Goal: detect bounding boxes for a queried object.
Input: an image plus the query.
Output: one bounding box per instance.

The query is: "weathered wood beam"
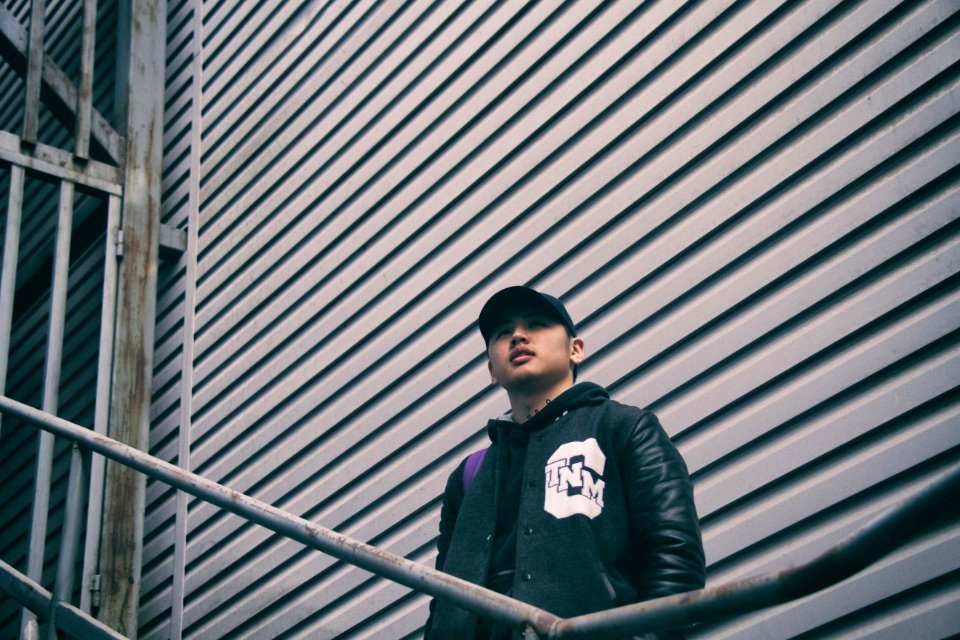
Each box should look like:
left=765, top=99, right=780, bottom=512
left=0, top=130, right=122, bottom=193
left=97, top=0, right=166, bottom=636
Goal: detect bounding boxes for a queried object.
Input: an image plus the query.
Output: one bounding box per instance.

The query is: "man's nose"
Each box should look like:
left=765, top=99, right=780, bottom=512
left=510, top=328, right=529, bottom=345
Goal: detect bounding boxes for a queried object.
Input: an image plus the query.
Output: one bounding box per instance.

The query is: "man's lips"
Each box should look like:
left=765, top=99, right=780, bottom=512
left=510, top=347, right=534, bottom=363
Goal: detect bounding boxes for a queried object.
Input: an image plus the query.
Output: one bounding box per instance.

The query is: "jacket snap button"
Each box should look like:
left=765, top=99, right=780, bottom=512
left=521, top=572, right=532, bottom=581
left=524, top=527, right=533, bottom=536
left=485, top=534, right=492, bottom=543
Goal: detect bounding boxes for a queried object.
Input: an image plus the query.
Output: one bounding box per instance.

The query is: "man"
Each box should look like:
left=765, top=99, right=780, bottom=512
left=426, top=286, right=705, bottom=639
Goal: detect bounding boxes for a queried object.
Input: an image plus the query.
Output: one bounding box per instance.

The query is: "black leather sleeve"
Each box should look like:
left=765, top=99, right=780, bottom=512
left=623, top=411, right=706, bottom=603
left=435, top=459, right=467, bottom=573
left=423, top=458, right=467, bottom=639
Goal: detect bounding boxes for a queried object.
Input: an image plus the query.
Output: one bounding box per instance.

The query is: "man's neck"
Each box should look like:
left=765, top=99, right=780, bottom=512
left=507, top=379, right=574, bottom=423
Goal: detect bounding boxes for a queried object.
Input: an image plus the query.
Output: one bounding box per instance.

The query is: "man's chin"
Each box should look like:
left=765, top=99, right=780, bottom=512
left=502, top=373, right=568, bottom=394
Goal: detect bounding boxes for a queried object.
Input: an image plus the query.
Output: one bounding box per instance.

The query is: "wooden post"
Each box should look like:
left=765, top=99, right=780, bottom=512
left=97, top=0, right=165, bottom=636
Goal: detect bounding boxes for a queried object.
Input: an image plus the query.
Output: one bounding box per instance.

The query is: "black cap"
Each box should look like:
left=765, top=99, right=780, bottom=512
left=478, top=286, right=576, bottom=344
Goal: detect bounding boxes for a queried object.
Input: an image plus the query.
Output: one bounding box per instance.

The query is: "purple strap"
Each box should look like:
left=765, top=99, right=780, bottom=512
left=462, top=447, right=488, bottom=494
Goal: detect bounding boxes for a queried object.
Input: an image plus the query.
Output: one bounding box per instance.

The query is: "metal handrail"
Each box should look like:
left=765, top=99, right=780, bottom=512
left=1, top=394, right=958, bottom=640
left=550, top=458, right=960, bottom=638
left=0, top=557, right=124, bottom=640
left=0, top=395, right=560, bottom=638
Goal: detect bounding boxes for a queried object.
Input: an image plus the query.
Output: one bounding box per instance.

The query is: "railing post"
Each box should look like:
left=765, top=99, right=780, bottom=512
left=21, top=179, right=74, bottom=639
left=0, top=165, right=24, bottom=438
left=21, top=0, right=46, bottom=146
left=80, top=194, right=122, bottom=616
left=46, top=443, right=89, bottom=640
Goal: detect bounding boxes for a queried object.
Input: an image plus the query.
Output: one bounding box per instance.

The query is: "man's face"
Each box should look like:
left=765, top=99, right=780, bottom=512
left=486, top=306, right=584, bottom=393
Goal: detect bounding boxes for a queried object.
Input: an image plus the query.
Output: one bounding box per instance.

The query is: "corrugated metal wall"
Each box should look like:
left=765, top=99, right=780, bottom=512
left=4, top=0, right=957, bottom=638
left=157, top=0, right=959, bottom=638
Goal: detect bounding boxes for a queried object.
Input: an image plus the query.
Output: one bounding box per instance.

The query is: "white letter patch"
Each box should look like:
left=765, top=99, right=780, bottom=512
left=544, top=438, right=606, bottom=519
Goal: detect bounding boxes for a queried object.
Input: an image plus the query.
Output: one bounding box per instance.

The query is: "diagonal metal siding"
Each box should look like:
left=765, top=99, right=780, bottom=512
left=166, top=0, right=960, bottom=638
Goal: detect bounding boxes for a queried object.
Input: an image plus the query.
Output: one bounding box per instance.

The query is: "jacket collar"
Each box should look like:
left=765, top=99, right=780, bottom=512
left=486, top=381, right=609, bottom=442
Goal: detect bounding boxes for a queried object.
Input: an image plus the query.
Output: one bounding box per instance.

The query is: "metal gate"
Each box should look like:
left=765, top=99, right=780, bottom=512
left=0, top=0, right=172, bottom=636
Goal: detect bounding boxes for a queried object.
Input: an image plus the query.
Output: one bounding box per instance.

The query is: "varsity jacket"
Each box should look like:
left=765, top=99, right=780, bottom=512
left=426, top=382, right=705, bottom=640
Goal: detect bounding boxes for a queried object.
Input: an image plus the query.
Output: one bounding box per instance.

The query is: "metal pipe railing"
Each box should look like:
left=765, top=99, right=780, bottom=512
left=549, top=461, right=960, bottom=638
left=1, top=393, right=957, bottom=639
left=0, top=557, right=124, bottom=640
left=0, top=395, right=561, bottom=637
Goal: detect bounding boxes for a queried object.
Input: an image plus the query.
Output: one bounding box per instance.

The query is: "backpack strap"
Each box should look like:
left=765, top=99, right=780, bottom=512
left=462, top=447, right=488, bottom=494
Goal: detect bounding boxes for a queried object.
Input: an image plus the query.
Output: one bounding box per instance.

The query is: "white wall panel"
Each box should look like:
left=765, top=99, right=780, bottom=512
left=163, top=0, right=960, bottom=637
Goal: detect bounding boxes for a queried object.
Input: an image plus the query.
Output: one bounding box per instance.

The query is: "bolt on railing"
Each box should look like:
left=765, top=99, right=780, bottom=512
left=1, top=394, right=958, bottom=639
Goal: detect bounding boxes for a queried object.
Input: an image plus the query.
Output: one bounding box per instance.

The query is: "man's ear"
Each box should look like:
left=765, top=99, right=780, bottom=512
left=570, top=337, right=585, bottom=366
left=487, top=359, right=497, bottom=385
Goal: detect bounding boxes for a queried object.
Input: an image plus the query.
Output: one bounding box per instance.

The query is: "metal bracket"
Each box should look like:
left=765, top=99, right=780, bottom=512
left=90, top=574, right=101, bottom=608
left=159, top=223, right=187, bottom=261
left=115, top=225, right=186, bottom=261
